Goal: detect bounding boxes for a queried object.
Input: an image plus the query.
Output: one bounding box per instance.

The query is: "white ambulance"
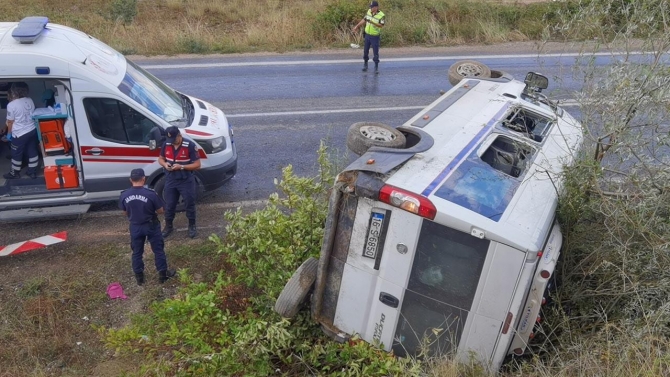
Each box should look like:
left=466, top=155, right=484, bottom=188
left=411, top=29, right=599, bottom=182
left=0, top=17, right=237, bottom=221
left=275, top=64, right=583, bottom=370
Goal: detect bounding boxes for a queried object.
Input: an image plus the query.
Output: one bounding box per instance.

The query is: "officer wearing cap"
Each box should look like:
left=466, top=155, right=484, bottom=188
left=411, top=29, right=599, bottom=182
left=158, top=126, right=201, bottom=238
left=119, top=168, right=176, bottom=285
left=353, top=1, right=386, bottom=74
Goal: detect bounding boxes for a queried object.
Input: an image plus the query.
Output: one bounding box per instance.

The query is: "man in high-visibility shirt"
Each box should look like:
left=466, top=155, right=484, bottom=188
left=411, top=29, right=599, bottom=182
left=353, top=1, right=386, bottom=74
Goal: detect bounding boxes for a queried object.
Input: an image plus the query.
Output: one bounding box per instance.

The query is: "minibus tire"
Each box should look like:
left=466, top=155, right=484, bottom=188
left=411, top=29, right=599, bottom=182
left=275, top=257, right=318, bottom=319
left=448, top=60, right=491, bottom=86
left=347, top=122, right=407, bottom=156
left=490, top=70, right=514, bottom=81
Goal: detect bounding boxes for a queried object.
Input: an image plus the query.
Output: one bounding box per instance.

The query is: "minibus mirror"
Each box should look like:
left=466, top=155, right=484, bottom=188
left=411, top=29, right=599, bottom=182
left=524, top=72, right=548, bottom=92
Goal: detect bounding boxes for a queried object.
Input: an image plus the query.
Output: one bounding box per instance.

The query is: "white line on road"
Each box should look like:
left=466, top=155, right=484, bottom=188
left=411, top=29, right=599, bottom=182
left=227, top=100, right=580, bottom=118
left=142, top=52, right=644, bottom=70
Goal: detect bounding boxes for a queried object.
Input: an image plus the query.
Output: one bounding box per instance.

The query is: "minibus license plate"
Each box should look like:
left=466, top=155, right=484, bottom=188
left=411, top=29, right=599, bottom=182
left=364, top=211, right=385, bottom=259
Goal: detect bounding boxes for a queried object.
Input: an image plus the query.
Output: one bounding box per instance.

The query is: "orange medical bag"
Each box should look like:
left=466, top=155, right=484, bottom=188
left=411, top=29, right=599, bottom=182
left=39, top=119, right=70, bottom=155
left=44, top=165, right=78, bottom=190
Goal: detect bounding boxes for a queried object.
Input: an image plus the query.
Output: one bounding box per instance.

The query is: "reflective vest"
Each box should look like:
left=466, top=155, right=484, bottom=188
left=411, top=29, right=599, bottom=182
left=364, top=9, right=385, bottom=36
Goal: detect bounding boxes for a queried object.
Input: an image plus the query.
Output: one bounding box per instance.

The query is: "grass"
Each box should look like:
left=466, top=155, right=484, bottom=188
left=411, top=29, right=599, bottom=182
left=0, top=240, right=227, bottom=377
left=0, top=0, right=567, bottom=55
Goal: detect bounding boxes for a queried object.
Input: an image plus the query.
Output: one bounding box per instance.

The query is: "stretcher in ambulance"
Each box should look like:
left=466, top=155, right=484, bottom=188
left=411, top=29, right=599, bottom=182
left=0, top=17, right=237, bottom=221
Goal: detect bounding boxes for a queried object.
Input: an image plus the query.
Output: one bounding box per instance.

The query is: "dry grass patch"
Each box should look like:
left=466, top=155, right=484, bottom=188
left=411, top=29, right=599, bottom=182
left=0, top=0, right=565, bottom=55
left=0, top=239, right=227, bottom=376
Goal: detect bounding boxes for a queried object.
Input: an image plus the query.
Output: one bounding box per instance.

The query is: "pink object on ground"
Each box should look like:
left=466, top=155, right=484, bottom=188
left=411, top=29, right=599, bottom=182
left=106, top=282, right=128, bottom=300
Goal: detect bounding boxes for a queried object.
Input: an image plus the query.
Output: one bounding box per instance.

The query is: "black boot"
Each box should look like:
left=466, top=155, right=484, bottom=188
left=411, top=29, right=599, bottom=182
left=161, top=222, right=173, bottom=238
left=158, top=269, right=176, bottom=284
left=134, top=272, right=145, bottom=286
left=362, top=62, right=368, bottom=72
left=374, top=62, right=379, bottom=74
left=3, top=170, right=19, bottom=179
left=188, top=221, right=197, bottom=239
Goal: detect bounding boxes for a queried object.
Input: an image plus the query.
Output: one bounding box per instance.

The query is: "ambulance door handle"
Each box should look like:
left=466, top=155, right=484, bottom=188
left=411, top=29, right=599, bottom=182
left=85, top=148, right=104, bottom=156
left=379, top=292, right=399, bottom=308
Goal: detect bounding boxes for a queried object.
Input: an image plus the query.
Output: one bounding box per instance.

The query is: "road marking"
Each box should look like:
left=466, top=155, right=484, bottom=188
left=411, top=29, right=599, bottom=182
left=141, top=52, right=645, bottom=70
left=227, top=106, right=426, bottom=118
left=227, top=100, right=580, bottom=118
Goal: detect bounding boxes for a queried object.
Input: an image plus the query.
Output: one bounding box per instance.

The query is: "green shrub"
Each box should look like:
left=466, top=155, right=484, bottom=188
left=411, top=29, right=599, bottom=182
left=314, top=0, right=367, bottom=38
left=102, top=143, right=421, bottom=375
left=110, top=0, right=137, bottom=25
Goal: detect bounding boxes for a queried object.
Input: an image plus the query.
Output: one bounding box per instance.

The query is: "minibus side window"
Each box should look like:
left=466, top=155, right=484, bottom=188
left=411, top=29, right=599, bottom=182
left=84, top=98, right=159, bottom=145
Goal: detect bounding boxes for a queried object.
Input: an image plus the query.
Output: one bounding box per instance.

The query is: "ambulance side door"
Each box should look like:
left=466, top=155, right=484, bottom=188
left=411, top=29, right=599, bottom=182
left=72, top=92, right=164, bottom=193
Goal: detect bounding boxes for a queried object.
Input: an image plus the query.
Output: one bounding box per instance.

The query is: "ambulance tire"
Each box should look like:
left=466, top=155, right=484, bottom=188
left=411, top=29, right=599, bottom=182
left=448, top=60, right=492, bottom=86
left=153, top=175, right=186, bottom=213
left=274, top=257, right=318, bottom=319
left=347, top=122, right=406, bottom=156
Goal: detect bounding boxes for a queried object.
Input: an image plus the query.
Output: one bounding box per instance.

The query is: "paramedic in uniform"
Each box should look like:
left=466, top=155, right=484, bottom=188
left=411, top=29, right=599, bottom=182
left=158, top=126, right=201, bottom=239
left=3, top=82, right=39, bottom=180
left=119, top=168, right=176, bottom=285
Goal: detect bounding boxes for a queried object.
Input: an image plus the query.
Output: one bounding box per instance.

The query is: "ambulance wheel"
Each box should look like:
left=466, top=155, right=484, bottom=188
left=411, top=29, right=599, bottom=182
left=274, top=257, right=318, bottom=319
left=153, top=175, right=187, bottom=213
left=448, top=60, right=491, bottom=86
left=347, top=122, right=406, bottom=156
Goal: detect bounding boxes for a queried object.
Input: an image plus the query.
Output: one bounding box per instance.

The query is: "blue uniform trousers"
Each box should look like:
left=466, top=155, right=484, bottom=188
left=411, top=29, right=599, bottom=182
left=164, top=175, right=196, bottom=223
left=130, top=221, right=167, bottom=274
left=10, top=129, right=39, bottom=175
left=363, top=34, right=380, bottom=64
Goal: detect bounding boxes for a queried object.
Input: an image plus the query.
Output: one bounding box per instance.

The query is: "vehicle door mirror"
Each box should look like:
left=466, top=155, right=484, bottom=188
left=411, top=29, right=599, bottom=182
left=148, top=139, right=157, bottom=150
left=524, top=72, right=548, bottom=92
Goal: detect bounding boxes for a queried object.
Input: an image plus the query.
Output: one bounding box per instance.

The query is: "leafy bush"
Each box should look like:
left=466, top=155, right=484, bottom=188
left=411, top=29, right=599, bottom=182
left=314, top=0, right=367, bottom=39
left=110, top=0, right=137, bottom=25
left=102, top=143, right=422, bottom=375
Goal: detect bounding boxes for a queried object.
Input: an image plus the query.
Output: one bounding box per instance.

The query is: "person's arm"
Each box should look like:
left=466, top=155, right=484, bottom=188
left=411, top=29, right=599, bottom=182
left=353, top=18, right=366, bottom=32
left=119, top=196, right=127, bottom=216
left=152, top=193, right=165, bottom=214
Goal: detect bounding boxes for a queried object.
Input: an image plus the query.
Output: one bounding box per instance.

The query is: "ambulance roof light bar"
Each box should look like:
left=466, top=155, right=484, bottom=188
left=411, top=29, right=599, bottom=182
left=12, top=16, right=49, bottom=44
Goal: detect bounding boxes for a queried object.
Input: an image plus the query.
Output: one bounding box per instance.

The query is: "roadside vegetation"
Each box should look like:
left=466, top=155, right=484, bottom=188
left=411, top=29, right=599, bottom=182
left=2, top=0, right=670, bottom=376
left=1, top=0, right=568, bottom=55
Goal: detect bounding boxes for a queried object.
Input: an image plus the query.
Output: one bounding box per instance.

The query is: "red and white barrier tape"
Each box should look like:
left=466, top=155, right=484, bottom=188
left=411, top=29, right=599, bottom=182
left=0, top=232, right=68, bottom=256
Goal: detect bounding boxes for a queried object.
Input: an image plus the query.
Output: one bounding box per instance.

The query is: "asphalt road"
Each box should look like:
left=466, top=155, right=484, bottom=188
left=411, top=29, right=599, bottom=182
left=1, top=42, right=617, bottom=247
left=139, top=43, right=602, bottom=205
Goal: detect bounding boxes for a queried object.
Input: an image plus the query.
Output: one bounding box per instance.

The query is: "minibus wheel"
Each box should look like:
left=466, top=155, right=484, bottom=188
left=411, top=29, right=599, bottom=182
left=490, top=70, right=514, bottom=81
left=448, top=60, right=492, bottom=86
left=347, top=122, right=407, bottom=156
left=274, top=257, right=318, bottom=319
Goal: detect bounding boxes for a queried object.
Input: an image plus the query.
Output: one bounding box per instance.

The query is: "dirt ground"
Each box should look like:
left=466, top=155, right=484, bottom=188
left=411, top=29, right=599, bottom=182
left=0, top=201, right=265, bottom=376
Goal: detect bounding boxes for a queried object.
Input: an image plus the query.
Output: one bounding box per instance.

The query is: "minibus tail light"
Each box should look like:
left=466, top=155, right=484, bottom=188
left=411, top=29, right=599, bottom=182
left=379, top=185, right=436, bottom=220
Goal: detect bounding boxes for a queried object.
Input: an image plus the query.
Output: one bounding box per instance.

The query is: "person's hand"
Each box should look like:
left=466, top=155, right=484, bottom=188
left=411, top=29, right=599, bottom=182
left=172, top=164, right=182, bottom=171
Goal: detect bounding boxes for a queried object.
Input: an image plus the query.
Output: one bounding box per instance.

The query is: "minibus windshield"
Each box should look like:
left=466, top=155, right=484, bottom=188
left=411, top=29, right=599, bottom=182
left=118, top=59, right=185, bottom=124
